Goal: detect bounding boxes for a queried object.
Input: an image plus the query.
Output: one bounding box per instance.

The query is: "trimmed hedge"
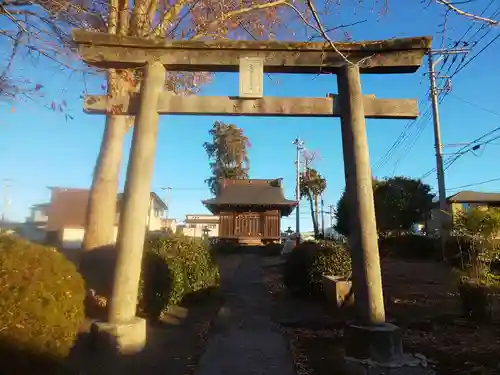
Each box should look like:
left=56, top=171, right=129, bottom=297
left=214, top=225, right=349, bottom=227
left=379, top=235, right=440, bottom=260
left=210, top=240, right=240, bottom=256
left=262, top=242, right=283, bottom=257
left=284, top=240, right=352, bottom=295
left=0, top=234, right=85, bottom=374
left=139, top=233, right=220, bottom=320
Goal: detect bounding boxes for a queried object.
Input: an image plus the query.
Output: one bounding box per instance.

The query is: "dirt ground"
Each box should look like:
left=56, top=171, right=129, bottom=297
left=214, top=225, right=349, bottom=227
left=65, top=254, right=242, bottom=375
left=262, top=257, right=500, bottom=375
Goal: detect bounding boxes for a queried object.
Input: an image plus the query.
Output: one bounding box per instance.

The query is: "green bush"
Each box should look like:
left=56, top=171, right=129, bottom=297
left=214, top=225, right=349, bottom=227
left=284, top=240, right=352, bottom=295
left=309, top=244, right=352, bottom=293
left=458, top=279, right=494, bottom=321
left=262, top=242, right=283, bottom=257
left=0, top=234, right=85, bottom=374
left=379, top=235, right=440, bottom=260
left=139, top=233, right=220, bottom=320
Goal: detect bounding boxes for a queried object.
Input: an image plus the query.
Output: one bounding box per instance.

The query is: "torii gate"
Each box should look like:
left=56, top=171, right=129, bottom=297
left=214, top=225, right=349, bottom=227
left=73, top=30, right=431, bottom=362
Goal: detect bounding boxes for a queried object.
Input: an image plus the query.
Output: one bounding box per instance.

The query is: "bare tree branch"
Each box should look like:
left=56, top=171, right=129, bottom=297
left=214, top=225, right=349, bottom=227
left=435, top=0, right=499, bottom=25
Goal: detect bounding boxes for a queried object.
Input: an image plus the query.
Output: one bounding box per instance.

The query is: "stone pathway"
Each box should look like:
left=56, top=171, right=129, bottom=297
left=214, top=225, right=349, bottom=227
left=195, top=253, right=296, bottom=375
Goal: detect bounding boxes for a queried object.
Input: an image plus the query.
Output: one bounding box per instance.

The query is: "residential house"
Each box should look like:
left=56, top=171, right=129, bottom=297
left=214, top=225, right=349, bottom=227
left=20, top=203, right=51, bottom=242
left=182, top=214, right=219, bottom=238
left=117, top=192, right=168, bottom=232
left=38, top=187, right=168, bottom=249
left=426, top=190, right=500, bottom=235
left=161, top=218, right=177, bottom=233
left=27, top=203, right=50, bottom=226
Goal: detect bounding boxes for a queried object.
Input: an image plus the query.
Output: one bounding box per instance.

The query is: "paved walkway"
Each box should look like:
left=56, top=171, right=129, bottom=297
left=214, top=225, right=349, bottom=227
left=195, top=253, right=296, bottom=375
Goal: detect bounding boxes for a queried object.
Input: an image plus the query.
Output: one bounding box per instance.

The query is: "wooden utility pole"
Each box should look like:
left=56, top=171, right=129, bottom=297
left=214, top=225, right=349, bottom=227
left=293, top=138, right=304, bottom=245
left=338, top=64, right=385, bottom=325
left=427, top=48, right=468, bottom=258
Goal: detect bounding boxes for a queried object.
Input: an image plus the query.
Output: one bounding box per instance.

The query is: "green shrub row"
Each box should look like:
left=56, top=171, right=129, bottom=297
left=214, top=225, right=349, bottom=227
left=378, top=235, right=440, bottom=260
left=284, top=240, right=352, bottom=295
left=139, top=233, right=220, bottom=320
left=0, top=234, right=86, bottom=374
left=262, top=242, right=283, bottom=257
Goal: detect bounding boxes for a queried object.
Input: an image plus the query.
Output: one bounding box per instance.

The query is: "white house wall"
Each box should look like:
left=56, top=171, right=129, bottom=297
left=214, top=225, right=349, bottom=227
left=146, top=198, right=165, bottom=231
left=61, top=226, right=119, bottom=249
left=182, top=223, right=219, bottom=238
left=61, top=228, right=85, bottom=249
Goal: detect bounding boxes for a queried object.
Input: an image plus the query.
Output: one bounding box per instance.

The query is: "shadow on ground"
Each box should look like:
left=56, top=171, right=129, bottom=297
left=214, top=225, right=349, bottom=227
left=64, top=251, right=242, bottom=375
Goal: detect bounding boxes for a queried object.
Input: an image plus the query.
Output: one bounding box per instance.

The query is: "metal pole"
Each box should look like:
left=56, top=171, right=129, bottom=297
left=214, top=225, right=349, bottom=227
left=2, top=179, right=12, bottom=223
left=161, top=186, right=171, bottom=218
left=321, top=196, right=325, bottom=238
left=293, top=137, right=304, bottom=246
left=428, top=51, right=448, bottom=259
left=329, top=204, right=334, bottom=239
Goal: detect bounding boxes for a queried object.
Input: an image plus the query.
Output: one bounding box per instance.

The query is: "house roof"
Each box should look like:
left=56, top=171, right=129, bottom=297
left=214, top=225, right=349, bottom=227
left=202, top=178, right=297, bottom=216
left=31, top=203, right=50, bottom=209
left=447, top=190, right=500, bottom=203
left=185, top=216, right=220, bottom=224
left=117, top=192, right=168, bottom=210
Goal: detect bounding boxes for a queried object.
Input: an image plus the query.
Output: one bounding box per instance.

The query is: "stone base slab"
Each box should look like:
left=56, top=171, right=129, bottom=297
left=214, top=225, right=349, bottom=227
left=345, top=322, right=404, bottom=363
left=90, top=317, right=146, bottom=355
left=344, top=358, right=435, bottom=375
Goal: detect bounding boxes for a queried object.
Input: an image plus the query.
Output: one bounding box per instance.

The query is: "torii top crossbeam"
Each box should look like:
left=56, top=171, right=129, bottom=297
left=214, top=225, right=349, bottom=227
left=72, top=30, right=432, bottom=74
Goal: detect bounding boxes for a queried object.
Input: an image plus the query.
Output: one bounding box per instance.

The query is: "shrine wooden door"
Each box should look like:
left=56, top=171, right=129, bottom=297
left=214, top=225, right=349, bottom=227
left=235, top=213, right=261, bottom=237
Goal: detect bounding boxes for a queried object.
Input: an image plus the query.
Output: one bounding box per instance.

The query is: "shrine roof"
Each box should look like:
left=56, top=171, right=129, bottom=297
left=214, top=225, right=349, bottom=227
left=202, top=179, right=297, bottom=214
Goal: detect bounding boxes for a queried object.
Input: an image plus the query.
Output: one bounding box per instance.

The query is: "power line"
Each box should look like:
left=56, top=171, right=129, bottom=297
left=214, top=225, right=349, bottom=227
left=448, top=177, right=500, bottom=191
left=378, top=8, right=499, bottom=178
left=420, top=126, right=500, bottom=179
left=450, top=32, right=500, bottom=78
left=447, top=93, right=500, bottom=117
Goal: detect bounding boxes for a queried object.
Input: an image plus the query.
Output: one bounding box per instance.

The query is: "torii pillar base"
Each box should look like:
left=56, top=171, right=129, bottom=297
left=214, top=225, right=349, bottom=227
left=343, top=323, right=434, bottom=374
left=90, top=317, right=146, bottom=355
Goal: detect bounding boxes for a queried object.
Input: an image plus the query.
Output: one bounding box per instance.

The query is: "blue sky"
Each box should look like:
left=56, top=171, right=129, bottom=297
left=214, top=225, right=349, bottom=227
left=1, top=0, right=499, bottom=231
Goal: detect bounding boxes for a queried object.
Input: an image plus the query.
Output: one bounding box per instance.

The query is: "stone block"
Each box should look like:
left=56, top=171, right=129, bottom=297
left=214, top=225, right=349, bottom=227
left=90, top=317, right=146, bottom=355
left=322, top=275, right=354, bottom=309
left=345, top=322, right=404, bottom=363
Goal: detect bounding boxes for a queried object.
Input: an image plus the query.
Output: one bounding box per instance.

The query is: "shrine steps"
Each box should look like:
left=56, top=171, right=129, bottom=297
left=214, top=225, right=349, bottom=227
left=238, top=237, right=263, bottom=247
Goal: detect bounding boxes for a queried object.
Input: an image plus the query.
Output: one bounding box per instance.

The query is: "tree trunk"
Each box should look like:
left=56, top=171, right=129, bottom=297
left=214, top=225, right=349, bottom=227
left=83, top=114, right=128, bottom=250
left=307, top=191, right=319, bottom=236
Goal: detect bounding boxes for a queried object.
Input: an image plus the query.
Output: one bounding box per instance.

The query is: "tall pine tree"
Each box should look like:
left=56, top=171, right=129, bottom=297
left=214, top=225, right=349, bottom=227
left=203, top=121, right=250, bottom=195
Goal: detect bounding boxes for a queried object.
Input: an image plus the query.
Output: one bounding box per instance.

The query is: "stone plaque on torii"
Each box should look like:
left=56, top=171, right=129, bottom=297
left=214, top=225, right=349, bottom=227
left=73, top=30, right=431, bottom=367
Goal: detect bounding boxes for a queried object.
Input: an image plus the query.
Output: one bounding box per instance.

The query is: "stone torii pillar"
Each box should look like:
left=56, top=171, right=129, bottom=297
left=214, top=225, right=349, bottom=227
left=92, top=60, right=166, bottom=353
left=337, top=64, right=417, bottom=370
left=337, top=63, right=385, bottom=325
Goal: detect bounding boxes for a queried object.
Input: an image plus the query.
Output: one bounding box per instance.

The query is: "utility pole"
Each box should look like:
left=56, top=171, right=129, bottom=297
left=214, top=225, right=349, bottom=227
left=328, top=204, right=335, bottom=239
left=293, top=138, right=304, bottom=245
left=321, top=195, right=325, bottom=237
left=2, top=179, right=12, bottom=223
left=427, top=48, right=468, bottom=259
left=160, top=186, right=171, bottom=218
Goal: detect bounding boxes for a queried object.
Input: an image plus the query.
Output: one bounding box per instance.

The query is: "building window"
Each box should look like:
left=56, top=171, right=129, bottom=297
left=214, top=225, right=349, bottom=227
left=188, top=224, right=196, bottom=228
left=207, top=224, right=216, bottom=229
left=462, top=203, right=471, bottom=211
